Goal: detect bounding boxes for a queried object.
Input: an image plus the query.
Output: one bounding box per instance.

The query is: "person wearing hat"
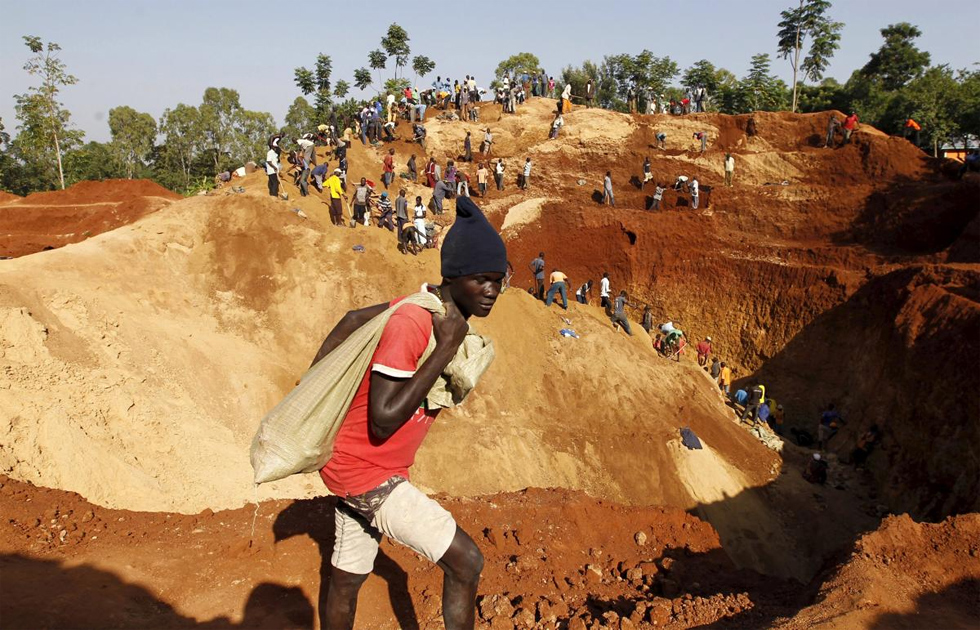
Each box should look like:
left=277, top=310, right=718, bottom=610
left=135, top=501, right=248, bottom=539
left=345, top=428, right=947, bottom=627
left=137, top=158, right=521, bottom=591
left=316, top=196, right=507, bottom=629
left=696, top=336, right=712, bottom=367
left=803, top=452, right=828, bottom=484
left=325, top=168, right=346, bottom=226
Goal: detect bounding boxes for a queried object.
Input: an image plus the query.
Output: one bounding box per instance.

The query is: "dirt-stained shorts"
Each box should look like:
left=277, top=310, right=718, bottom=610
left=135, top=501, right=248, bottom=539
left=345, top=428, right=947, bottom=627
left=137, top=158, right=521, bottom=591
left=331, top=480, right=458, bottom=575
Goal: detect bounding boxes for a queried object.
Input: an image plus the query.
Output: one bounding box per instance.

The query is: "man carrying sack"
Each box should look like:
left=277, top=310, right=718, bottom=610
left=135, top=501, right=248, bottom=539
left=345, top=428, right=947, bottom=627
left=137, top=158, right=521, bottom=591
left=306, top=196, right=506, bottom=629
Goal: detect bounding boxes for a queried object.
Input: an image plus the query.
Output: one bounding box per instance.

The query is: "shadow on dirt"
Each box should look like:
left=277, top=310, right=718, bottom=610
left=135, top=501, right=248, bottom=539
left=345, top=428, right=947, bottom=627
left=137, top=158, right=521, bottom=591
left=0, top=553, right=314, bottom=629
left=734, top=264, right=980, bottom=520
left=834, top=176, right=979, bottom=258
left=273, top=496, right=420, bottom=630
left=867, top=577, right=980, bottom=629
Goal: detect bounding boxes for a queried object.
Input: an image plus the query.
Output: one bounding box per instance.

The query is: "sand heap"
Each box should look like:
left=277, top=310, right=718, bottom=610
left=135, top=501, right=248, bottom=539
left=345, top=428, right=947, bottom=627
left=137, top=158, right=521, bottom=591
left=0, top=179, right=181, bottom=258
left=0, top=144, right=777, bottom=528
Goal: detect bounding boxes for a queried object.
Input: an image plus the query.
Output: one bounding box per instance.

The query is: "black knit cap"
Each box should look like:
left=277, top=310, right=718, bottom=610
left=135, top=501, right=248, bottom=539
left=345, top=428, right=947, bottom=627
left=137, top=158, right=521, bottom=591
left=440, top=196, right=508, bottom=278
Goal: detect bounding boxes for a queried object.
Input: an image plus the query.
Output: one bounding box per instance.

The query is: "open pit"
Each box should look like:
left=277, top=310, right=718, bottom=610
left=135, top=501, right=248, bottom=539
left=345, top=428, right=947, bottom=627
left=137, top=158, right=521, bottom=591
left=0, top=99, right=977, bottom=628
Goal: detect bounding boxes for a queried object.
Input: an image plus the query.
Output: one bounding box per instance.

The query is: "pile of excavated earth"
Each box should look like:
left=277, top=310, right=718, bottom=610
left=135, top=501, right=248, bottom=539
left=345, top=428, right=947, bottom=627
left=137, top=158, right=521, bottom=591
left=0, top=95, right=977, bottom=628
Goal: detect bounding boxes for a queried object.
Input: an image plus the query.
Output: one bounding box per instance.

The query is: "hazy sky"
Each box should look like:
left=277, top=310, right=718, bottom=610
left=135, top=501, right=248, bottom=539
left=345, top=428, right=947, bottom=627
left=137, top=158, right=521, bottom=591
left=1, top=0, right=977, bottom=142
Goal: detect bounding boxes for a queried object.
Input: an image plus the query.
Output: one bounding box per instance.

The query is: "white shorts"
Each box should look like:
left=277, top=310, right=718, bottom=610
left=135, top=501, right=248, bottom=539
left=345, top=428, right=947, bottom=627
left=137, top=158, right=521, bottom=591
left=331, top=481, right=458, bottom=575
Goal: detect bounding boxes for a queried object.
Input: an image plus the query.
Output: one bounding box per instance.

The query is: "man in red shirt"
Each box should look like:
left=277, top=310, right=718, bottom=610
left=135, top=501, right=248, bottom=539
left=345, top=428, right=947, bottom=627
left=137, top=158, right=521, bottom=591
left=311, top=196, right=507, bottom=630
left=843, top=112, right=859, bottom=144
left=696, top=336, right=712, bottom=367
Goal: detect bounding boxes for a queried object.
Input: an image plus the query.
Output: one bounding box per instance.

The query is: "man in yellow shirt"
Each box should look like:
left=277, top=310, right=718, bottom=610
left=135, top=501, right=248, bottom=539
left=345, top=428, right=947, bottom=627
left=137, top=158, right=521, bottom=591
left=545, top=269, right=569, bottom=309
left=325, top=169, right=345, bottom=226
left=718, top=362, right=732, bottom=396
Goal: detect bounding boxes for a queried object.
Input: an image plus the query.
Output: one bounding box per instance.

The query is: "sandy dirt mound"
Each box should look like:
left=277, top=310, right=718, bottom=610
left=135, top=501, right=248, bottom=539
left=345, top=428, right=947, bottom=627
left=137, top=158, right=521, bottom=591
left=0, top=149, right=777, bottom=525
left=775, top=513, right=980, bottom=629
left=0, top=191, right=21, bottom=204
left=0, top=179, right=180, bottom=257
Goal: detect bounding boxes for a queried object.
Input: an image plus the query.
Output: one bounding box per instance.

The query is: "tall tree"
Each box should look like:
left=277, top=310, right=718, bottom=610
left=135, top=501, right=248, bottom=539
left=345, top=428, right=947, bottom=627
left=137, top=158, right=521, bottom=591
left=682, top=60, right=720, bottom=94
left=381, top=24, right=411, bottom=80
left=604, top=51, right=678, bottom=109
left=294, top=54, right=333, bottom=121
left=495, top=53, right=541, bottom=80
left=198, top=87, right=243, bottom=170
left=283, top=96, right=316, bottom=139
left=412, top=55, right=435, bottom=86
left=777, top=0, right=843, bottom=112
left=368, top=49, right=388, bottom=91
left=159, top=104, right=201, bottom=189
left=231, top=110, right=276, bottom=164
left=18, top=36, right=80, bottom=190
left=353, top=67, right=373, bottom=91
left=333, top=80, right=350, bottom=100
left=108, top=106, right=157, bottom=179
left=741, top=53, right=788, bottom=112
left=861, top=22, right=931, bottom=90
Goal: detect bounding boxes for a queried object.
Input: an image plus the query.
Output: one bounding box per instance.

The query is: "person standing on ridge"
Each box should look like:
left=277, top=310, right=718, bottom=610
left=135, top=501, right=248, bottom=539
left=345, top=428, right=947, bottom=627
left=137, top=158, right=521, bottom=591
left=476, top=162, right=488, bottom=197
left=325, top=168, right=345, bottom=226
left=599, top=272, right=612, bottom=314
left=842, top=112, right=859, bottom=145
left=741, top=383, right=766, bottom=425
left=690, top=177, right=700, bottom=209
left=651, top=183, right=665, bottom=210
left=642, top=156, right=653, bottom=189
left=825, top=114, right=839, bottom=148
left=585, top=78, right=594, bottom=108
left=316, top=196, right=506, bottom=630
left=395, top=188, right=409, bottom=244
left=520, top=158, right=532, bottom=190
left=718, top=362, right=732, bottom=396
left=463, top=131, right=473, bottom=162
left=696, top=336, right=712, bottom=367
left=382, top=148, right=395, bottom=190
left=724, top=153, right=735, bottom=187
left=407, top=154, right=418, bottom=183
left=494, top=159, right=505, bottom=191
left=530, top=252, right=546, bottom=300
left=266, top=143, right=281, bottom=198
left=603, top=171, right=615, bottom=206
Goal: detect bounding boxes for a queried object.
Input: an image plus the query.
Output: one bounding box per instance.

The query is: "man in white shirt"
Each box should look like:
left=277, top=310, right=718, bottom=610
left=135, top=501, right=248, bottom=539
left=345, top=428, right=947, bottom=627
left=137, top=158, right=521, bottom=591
left=386, top=93, right=396, bottom=123
left=691, top=178, right=700, bottom=209
left=599, top=272, right=611, bottom=314
left=724, top=153, right=735, bottom=187
left=520, top=158, right=531, bottom=190
left=266, top=147, right=280, bottom=198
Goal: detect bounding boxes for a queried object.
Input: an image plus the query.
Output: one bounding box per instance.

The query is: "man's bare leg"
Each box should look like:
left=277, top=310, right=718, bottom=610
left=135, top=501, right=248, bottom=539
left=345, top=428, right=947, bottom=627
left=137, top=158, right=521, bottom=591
left=437, top=527, right=484, bottom=630
left=324, top=566, right=369, bottom=630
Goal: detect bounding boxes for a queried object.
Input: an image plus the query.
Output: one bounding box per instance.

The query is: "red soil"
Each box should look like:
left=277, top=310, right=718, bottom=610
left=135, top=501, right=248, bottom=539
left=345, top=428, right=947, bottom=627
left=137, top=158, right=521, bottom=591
left=0, top=179, right=180, bottom=258
left=0, top=191, right=20, bottom=204
left=0, top=476, right=802, bottom=629
left=3, top=476, right=977, bottom=629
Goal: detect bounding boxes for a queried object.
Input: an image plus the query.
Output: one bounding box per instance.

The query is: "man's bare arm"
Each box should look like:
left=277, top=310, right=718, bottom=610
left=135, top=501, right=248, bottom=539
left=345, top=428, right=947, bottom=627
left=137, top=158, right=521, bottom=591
left=309, top=302, right=389, bottom=368
left=367, top=300, right=469, bottom=440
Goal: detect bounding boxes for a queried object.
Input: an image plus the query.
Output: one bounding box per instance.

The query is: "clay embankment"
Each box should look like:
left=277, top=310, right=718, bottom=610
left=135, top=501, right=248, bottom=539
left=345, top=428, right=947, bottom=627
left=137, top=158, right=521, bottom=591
left=461, top=100, right=978, bottom=520
left=0, top=179, right=181, bottom=257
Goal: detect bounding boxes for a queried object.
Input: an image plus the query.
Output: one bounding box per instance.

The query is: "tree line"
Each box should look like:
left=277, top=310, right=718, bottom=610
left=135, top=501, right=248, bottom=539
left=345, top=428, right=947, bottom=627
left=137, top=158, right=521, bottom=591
left=2, top=5, right=977, bottom=197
